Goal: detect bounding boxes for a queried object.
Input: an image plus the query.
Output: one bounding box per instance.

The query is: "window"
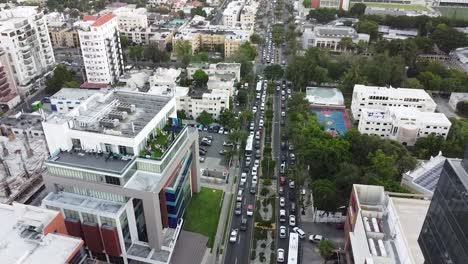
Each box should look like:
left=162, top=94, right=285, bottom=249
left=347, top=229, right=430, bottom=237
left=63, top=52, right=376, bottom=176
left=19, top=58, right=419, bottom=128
left=64, top=209, right=80, bottom=220
left=100, top=216, right=116, bottom=227
left=105, top=175, right=121, bottom=185
left=82, top=212, right=98, bottom=223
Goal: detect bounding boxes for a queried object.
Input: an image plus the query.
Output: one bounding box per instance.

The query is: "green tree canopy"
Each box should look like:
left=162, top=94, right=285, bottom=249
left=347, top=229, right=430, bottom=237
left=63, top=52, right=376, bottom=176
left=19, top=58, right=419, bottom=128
left=218, top=109, right=239, bottom=129
left=430, top=23, right=468, bottom=53
left=192, top=69, right=209, bottom=87
left=263, top=64, right=284, bottom=80
left=143, top=44, right=170, bottom=63
left=196, top=111, right=213, bottom=126
left=45, top=65, right=78, bottom=94
left=191, top=7, right=207, bottom=17
left=356, top=20, right=379, bottom=41
left=307, top=8, right=337, bottom=23
left=349, top=3, right=366, bottom=17
left=312, top=179, right=340, bottom=212
left=174, top=40, right=192, bottom=68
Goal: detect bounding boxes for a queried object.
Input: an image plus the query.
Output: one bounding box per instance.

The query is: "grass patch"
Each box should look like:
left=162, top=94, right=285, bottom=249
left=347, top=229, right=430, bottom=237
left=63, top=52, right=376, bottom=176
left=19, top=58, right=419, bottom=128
left=184, top=187, right=224, bottom=248
left=437, top=7, right=468, bottom=21
left=352, top=2, right=428, bottom=11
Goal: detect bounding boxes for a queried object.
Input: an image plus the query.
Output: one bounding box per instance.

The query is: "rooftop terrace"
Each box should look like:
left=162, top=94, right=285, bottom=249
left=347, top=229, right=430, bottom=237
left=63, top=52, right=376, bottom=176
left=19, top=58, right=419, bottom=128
left=43, top=191, right=125, bottom=215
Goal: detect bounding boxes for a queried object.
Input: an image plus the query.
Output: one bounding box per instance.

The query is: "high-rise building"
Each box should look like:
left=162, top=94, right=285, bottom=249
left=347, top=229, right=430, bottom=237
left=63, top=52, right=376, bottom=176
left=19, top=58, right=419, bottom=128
left=0, top=48, right=20, bottom=109
left=0, top=6, right=55, bottom=94
left=344, top=184, right=430, bottom=264
left=418, top=152, right=468, bottom=264
left=41, top=90, right=200, bottom=263
left=77, top=14, right=124, bottom=85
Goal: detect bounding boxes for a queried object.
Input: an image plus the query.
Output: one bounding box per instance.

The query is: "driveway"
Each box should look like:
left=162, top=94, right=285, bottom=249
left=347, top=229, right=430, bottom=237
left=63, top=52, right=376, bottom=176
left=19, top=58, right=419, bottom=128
left=300, top=222, right=345, bottom=264
left=199, top=131, right=230, bottom=177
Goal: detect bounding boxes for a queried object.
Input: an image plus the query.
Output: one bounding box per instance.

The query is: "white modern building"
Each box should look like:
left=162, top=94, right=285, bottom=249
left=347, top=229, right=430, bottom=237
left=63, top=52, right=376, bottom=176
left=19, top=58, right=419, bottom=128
left=345, top=184, right=430, bottom=264
left=177, top=88, right=230, bottom=119
left=41, top=89, right=201, bottom=264
left=0, top=6, right=55, bottom=94
left=50, top=88, right=102, bottom=113
left=222, top=0, right=257, bottom=29
left=187, top=62, right=241, bottom=82
left=107, top=5, right=148, bottom=31
left=378, top=26, right=418, bottom=40
left=78, top=14, right=124, bottom=85
left=302, top=26, right=369, bottom=52
left=436, top=0, right=468, bottom=7
left=358, top=107, right=451, bottom=146
left=351, top=84, right=437, bottom=121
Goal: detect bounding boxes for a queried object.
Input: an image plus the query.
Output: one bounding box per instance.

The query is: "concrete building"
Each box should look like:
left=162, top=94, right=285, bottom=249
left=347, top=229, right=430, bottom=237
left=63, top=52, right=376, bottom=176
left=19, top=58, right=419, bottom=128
left=358, top=107, right=451, bottom=146
left=351, top=84, right=437, bottom=121
left=119, top=26, right=174, bottom=49
left=450, top=47, right=468, bottom=73
left=418, top=150, right=468, bottom=264
left=78, top=14, right=124, bottom=85
left=378, top=26, right=418, bottom=40
left=401, top=152, right=447, bottom=196
left=0, top=6, right=55, bottom=95
left=310, top=0, right=350, bottom=10
left=302, top=26, right=369, bottom=52
left=48, top=22, right=80, bottom=48
left=173, top=15, right=251, bottom=58
left=437, top=0, right=468, bottom=6
left=222, top=0, right=257, bottom=29
left=41, top=90, right=200, bottom=264
left=50, top=88, right=102, bottom=113
left=0, top=202, right=86, bottom=263
left=187, top=62, right=241, bottom=82
left=345, top=184, right=430, bottom=264
left=448, top=92, right=468, bottom=111
left=0, top=49, right=20, bottom=109
left=177, top=88, right=230, bottom=119
left=364, top=6, right=440, bottom=17
left=110, top=5, right=148, bottom=31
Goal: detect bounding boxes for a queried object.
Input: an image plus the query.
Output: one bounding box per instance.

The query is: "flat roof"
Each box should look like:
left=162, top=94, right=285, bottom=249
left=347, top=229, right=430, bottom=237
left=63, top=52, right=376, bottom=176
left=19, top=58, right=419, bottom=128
left=47, top=149, right=134, bottom=174
left=51, top=88, right=101, bottom=101
left=124, top=170, right=163, bottom=191
left=306, top=87, right=344, bottom=106
left=0, top=203, right=83, bottom=264
left=354, top=84, right=434, bottom=99
left=391, top=197, right=430, bottom=264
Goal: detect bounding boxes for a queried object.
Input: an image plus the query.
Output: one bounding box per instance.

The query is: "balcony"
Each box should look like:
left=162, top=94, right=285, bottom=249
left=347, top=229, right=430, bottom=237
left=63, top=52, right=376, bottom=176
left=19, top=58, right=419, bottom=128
left=139, top=122, right=186, bottom=160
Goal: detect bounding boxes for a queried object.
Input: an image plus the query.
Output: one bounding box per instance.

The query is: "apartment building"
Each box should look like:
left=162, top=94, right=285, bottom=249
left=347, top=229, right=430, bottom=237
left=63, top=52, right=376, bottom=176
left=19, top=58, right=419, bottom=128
left=0, top=202, right=86, bottom=264
left=173, top=15, right=251, bottom=58
left=48, top=22, right=80, bottom=48
left=78, top=14, right=124, bottom=85
left=358, top=107, right=451, bottom=146
left=41, top=90, right=200, bottom=264
left=119, top=26, right=174, bottom=49
left=187, top=62, right=241, bottom=82
left=309, top=0, right=350, bottom=10
left=345, top=184, right=430, bottom=264
left=418, top=151, right=468, bottom=263
left=223, top=0, right=257, bottom=29
left=351, top=84, right=437, bottom=121
left=177, top=88, right=230, bottom=119
left=302, top=25, right=369, bottom=52
left=0, top=48, right=20, bottom=109
left=0, top=6, right=55, bottom=94
left=111, top=6, right=148, bottom=31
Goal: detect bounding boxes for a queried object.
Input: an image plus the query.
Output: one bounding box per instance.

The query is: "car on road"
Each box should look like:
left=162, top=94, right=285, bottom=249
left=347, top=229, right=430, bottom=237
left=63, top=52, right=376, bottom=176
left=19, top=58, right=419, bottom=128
left=199, top=157, right=205, bottom=163
left=247, top=204, right=254, bottom=216
left=240, top=173, right=247, bottom=184
left=289, top=215, right=296, bottom=226
left=279, top=209, right=286, bottom=222
left=252, top=106, right=257, bottom=113
left=236, top=189, right=243, bottom=202
left=254, top=159, right=260, bottom=166
left=279, top=197, right=285, bottom=207
left=309, top=234, right=324, bottom=243
left=252, top=166, right=258, bottom=177
left=290, top=202, right=296, bottom=213
left=252, top=176, right=258, bottom=185
left=279, top=226, right=287, bottom=239
left=279, top=186, right=284, bottom=195
left=255, top=150, right=261, bottom=159
left=293, top=227, right=306, bottom=239
left=290, top=153, right=296, bottom=161
left=281, top=111, right=286, bottom=117
left=289, top=144, right=294, bottom=151
left=229, top=228, right=238, bottom=243
left=280, top=163, right=286, bottom=174
left=279, top=176, right=286, bottom=185
left=289, top=180, right=295, bottom=189
left=235, top=202, right=242, bottom=215
left=280, top=119, right=285, bottom=126
left=240, top=217, right=248, bottom=231
left=250, top=183, right=257, bottom=194
left=277, top=248, right=285, bottom=262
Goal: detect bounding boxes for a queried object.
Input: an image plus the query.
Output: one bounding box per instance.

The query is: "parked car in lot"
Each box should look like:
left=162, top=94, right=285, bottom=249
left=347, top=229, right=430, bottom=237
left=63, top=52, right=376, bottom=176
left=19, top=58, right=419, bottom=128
left=218, top=127, right=224, bottom=134
left=279, top=226, right=287, bottom=239
left=309, top=234, right=324, bottom=243
left=199, top=157, right=205, bottom=163
left=229, top=228, right=238, bottom=243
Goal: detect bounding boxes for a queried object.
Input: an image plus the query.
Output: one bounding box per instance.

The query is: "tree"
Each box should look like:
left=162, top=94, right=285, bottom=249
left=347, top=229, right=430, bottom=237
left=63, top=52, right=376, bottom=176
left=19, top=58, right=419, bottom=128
left=177, top=10, right=185, bottom=19
left=414, top=134, right=445, bottom=159
left=230, top=42, right=257, bottom=80
left=237, top=90, right=248, bottom=106
left=303, top=0, right=311, bottom=7
left=177, top=110, right=188, bottom=120
left=218, top=109, right=239, bottom=129
left=339, top=37, right=354, bottom=51
left=356, top=20, right=379, bottom=41
left=312, top=66, right=328, bottom=85
left=349, top=3, right=366, bottom=17
left=192, top=69, right=209, bottom=87
left=430, top=23, right=468, bottom=53
left=456, top=101, right=468, bottom=117
left=120, top=36, right=130, bottom=49
left=318, top=240, right=335, bottom=259
left=196, top=111, right=213, bottom=126
left=250, top=33, right=262, bottom=45
left=402, top=78, right=423, bottom=89
left=307, top=8, right=337, bottom=23
left=311, top=179, right=340, bottom=212
left=174, top=40, right=192, bottom=68
left=263, top=64, right=284, bottom=80
left=45, top=65, right=78, bottom=94
left=143, top=44, right=170, bottom=63
left=128, top=45, right=144, bottom=62
left=191, top=7, right=207, bottom=17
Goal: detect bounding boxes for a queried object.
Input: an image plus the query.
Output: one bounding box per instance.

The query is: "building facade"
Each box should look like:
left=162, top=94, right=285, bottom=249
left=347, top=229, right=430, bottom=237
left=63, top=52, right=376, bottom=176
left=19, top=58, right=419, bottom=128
left=358, top=107, right=451, bottom=146
left=0, top=6, right=55, bottom=94
left=78, top=14, right=125, bottom=85
left=48, top=22, right=80, bottom=48
left=310, top=0, right=350, bottom=10
left=177, top=88, right=230, bottom=119
left=345, top=184, right=430, bottom=264
left=351, top=84, right=437, bottom=121
left=0, top=48, right=20, bottom=109
left=302, top=26, right=369, bottom=52
left=418, top=155, right=468, bottom=264
left=41, top=90, right=200, bottom=264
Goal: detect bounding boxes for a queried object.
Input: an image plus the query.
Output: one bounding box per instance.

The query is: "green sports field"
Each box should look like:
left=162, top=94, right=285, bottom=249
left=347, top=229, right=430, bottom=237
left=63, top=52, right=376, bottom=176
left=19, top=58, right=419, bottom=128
left=351, top=2, right=429, bottom=11
left=437, top=7, right=468, bottom=21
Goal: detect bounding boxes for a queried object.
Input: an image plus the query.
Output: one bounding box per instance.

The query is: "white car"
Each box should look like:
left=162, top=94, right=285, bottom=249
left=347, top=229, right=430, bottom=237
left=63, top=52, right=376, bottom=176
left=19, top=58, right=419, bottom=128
left=240, top=173, right=247, bottom=184
left=259, top=120, right=264, bottom=127
left=289, top=215, right=296, bottom=226
left=218, top=127, right=224, bottom=134
left=309, top=234, right=324, bottom=243
left=279, top=209, right=286, bottom=222
left=229, top=228, right=238, bottom=243
left=252, top=166, right=258, bottom=177
left=252, top=176, right=258, bottom=185
left=279, top=197, right=285, bottom=207
left=281, top=111, right=285, bottom=117
left=254, top=159, right=260, bottom=167
left=252, top=106, right=257, bottom=113
left=287, top=88, right=291, bottom=94
left=279, top=226, right=287, bottom=239
left=277, top=248, right=285, bottom=262
left=293, top=227, right=306, bottom=239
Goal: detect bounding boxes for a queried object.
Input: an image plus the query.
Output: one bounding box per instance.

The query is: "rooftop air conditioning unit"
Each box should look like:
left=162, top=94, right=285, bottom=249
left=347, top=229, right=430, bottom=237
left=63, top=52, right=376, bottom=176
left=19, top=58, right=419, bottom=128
left=108, top=110, right=128, bottom=120
left=100, top=118, right=119, bottom=128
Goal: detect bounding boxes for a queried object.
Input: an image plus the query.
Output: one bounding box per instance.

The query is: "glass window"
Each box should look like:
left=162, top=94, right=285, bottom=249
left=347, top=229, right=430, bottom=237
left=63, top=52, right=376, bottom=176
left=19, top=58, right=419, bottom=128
left=82, top=212, right=98, bottom=223
left=64, top=209, right=80, bottom=220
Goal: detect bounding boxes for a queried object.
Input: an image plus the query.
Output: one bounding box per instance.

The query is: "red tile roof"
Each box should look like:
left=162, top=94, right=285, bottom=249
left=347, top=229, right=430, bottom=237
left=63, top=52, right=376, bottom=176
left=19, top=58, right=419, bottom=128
left=82, top=13, right=115, bottom=27
left=80, top=81, right=108, bottom=89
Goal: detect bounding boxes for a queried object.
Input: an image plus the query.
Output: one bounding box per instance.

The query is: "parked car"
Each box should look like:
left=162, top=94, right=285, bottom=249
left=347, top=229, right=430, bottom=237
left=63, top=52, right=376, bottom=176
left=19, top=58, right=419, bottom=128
left=309, top=234, right=324, bottom=243
left=252, top=176, right=258, bottom=185
left=279, top=226, right=287, bottom=239
left=235, top=202, right=242, bottom=215
left=223, top=141, right=234, bottom=147
left=229, top=228, right=238, bottom=243
left=218, top=127, right=224, bottom=134
left=250, top=183, right=257, bottom=194
left=199, top=157, right=205, bottom=163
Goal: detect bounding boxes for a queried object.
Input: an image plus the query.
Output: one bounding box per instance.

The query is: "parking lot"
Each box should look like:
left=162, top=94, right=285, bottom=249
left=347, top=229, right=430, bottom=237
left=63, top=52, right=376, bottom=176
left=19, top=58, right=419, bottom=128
left=198, top=130, right=231, bottom=177
left=301, top=222, right=345, bottom=263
